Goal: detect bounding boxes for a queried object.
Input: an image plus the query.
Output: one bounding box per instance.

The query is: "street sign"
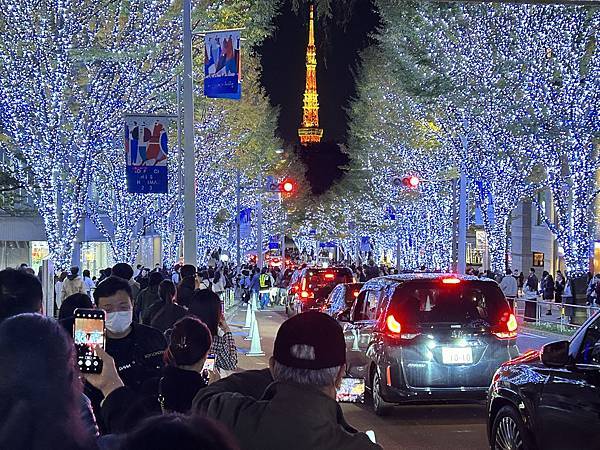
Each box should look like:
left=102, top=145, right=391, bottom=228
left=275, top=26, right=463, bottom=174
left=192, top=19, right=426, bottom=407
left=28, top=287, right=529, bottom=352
left=319, top=241, right=337, bottom=248
left=360, top=236, right=371, bottom=252
left=265, top=175, right=279, bottom=192
left=239, top=208, right=251, bottom=239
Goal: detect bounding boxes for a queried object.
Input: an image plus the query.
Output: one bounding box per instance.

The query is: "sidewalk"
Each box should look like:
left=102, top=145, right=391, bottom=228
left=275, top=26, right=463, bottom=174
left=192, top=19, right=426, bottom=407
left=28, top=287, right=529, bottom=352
left=225, top=302, right=286, bottom=371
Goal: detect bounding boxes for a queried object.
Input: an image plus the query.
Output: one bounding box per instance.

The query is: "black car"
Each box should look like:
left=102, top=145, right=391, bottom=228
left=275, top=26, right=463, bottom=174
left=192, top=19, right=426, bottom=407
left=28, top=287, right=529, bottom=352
left=326, top=282, right=364, bottom=322
left=285, top=267, right=354, bottom=316
left=344, top=273, right=519, bottom=415
left=487, top=310, right=600, bottom=450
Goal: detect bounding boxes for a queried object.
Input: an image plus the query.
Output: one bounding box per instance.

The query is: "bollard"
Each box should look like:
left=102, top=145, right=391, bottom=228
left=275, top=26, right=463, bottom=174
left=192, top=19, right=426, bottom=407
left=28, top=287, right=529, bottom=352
left=244, top=309, right=255, bottom=341
left=247, top=312, right=265, bottom=357
left=351, top=329, right=360, bottom=351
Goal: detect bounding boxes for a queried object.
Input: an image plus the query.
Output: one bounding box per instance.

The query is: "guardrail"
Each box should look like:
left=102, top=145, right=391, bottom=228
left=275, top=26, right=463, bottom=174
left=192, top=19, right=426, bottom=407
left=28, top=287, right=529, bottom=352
left=514, top=297, right=600, bottom=332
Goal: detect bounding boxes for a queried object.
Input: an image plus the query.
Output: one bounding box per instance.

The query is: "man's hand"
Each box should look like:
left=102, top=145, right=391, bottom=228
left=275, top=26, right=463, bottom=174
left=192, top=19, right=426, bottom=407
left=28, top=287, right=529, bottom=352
left=207, top=369, right=221, bottom=385
left=83, top=347, right=124, bottom=398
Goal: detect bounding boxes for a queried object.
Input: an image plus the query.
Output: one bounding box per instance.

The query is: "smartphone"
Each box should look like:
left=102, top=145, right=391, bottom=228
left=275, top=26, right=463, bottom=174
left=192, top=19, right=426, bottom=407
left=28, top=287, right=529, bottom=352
left=336, top=377, right=365, bottom=403
left=202, top=354, right=216, bottom=372
left=73, top=308, right=105, bottom=374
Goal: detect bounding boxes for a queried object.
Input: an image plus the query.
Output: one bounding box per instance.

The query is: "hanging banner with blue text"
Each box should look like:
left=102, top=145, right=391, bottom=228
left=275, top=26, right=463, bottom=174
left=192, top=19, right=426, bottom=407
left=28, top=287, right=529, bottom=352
left=124, top=114, right=172, bottom=194
left=204, top=30, right=242, bottom=99
left=239, top=208, right=252, bottom=239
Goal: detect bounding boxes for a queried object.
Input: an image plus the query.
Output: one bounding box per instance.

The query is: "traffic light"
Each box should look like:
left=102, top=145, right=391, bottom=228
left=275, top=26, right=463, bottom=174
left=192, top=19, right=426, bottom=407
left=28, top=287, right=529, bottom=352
left=402, top=175, right=420, bottom=189
left=280, top=178, right=296, bottom=194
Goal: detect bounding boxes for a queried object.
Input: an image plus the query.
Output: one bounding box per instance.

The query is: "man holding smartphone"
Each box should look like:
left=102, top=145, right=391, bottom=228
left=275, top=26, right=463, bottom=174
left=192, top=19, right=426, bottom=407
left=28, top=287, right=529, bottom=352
left=92, top=276, right=166, bottom=392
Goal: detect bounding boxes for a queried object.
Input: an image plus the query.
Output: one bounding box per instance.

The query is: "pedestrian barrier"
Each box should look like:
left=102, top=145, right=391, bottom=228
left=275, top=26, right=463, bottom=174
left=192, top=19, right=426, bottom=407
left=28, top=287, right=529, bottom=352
left=515, top=297, right=600, bottom=332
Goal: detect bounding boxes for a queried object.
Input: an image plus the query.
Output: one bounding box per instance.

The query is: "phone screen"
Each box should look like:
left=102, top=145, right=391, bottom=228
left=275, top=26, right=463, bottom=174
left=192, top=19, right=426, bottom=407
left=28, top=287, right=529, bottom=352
left=202, top=354, right=216, bottom=373
left=74, top=308, right=105, bottom=374
left=336, top=377, right=365, bottom=403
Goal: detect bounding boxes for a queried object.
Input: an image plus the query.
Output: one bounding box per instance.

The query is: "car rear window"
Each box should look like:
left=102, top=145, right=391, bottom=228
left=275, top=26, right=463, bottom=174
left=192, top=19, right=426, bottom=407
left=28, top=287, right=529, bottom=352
left=307, top=270, right=353, bottom=286
left=390, top=280, right=507, bottom=327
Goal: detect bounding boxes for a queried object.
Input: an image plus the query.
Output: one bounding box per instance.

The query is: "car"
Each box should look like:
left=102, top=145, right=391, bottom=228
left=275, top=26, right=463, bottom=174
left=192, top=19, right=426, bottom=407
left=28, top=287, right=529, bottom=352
left=325, top=282, right=364, bottom=322
left=344, top=273, right=519, bottom=415
left=487, top=310, right=600, bottom=450
left=285, top=267, right=355, bottom=316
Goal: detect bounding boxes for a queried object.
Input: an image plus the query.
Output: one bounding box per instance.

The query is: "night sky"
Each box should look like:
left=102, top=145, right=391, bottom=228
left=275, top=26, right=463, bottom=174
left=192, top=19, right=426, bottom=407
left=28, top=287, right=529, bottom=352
left=258, top=0, right=380, bottom=194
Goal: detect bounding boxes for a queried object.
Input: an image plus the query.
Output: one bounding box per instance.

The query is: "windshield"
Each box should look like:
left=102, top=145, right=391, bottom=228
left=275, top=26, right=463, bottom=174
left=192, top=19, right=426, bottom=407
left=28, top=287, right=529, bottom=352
left=307, top=270, right=353, bottom=287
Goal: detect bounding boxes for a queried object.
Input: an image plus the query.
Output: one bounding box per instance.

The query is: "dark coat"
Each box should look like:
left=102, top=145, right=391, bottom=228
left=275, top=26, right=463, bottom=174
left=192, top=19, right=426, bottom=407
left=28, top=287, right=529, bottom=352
left=148, top=301, right=188, bottom=332
left=101, top=365, right=208, bottom=434
left=135, top=286, right=161, bottom=323
left=542, top=275, right=555, bottom=300
left=193, top=373, right=381, bottom=450
left=177, top=277, right=196, bottom=308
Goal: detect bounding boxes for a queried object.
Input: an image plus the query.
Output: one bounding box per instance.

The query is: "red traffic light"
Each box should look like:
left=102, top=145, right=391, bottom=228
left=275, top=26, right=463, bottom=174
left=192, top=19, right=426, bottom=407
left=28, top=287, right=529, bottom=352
left=281, top=179, right=295, bottom=193
left=402, top=176, right=420, bottom=189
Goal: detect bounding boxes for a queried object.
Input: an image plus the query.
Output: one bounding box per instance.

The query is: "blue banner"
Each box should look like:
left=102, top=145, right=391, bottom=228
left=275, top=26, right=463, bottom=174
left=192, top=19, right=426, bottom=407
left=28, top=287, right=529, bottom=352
left=360, top=236, right=371, bottom=252
left=239, top=208, right=251, bottom=239
left=204, top=30, right=241, bottom=100
left=125, top=115, right=170, bottom=194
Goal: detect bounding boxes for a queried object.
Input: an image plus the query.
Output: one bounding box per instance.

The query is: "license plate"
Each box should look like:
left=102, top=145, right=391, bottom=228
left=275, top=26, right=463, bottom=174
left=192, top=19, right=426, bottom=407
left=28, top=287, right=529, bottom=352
left=442, top=347, right=473, bottom=365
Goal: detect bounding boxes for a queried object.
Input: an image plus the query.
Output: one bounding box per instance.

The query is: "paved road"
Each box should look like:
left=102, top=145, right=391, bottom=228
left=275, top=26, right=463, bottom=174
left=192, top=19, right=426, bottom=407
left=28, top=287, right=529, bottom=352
left=227, top=304, right=562, bottom=450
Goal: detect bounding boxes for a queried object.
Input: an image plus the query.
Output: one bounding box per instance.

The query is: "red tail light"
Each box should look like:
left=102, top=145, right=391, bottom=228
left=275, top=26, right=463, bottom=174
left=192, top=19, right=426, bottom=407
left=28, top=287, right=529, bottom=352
left=300, top=290, right=314, bottom=299
left=493, top=312, right=518, bottom=339
left=385, top=314, right=420, bottom=340
left=442, top=277, right=461, bottom=285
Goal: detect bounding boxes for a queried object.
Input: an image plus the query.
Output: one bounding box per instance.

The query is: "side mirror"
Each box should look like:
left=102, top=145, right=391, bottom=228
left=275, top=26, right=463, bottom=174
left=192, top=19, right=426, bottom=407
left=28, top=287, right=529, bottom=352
left=541, top=340, right=570, bottom=367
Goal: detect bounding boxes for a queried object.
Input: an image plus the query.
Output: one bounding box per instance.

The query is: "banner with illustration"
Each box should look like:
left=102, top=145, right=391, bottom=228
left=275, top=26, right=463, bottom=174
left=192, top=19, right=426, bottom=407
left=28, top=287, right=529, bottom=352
left=124, top=114, right=172, bottom=194
left=204, top=29, right=242, bottom=99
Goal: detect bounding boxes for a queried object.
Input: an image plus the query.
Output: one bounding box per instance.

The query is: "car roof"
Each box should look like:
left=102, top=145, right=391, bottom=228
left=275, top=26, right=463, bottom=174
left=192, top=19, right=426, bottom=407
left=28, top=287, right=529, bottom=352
left=362, top=272, right=496, bottom=291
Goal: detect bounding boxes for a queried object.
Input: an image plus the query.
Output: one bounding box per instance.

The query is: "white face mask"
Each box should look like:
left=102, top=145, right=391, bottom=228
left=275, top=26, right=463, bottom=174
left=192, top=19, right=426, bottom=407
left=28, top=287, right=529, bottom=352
left=105, top=310, right=133, bottom=334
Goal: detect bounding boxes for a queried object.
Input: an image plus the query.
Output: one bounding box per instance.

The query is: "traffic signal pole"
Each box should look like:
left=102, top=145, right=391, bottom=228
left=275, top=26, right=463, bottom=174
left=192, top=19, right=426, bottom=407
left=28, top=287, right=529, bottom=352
left=236, top=167, right=241, bottom=275
left=182, top=0, right=197, bottom=266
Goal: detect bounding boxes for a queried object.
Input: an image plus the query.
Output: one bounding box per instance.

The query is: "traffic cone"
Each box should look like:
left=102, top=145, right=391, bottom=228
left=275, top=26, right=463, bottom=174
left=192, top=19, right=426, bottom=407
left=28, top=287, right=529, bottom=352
left=243, top=301, right=252, bottom=329
left=351, top=329, right=360, bottom=351
left=247, top=312, right=265, bottom=357
left=244, top=310, right=255, bottom=341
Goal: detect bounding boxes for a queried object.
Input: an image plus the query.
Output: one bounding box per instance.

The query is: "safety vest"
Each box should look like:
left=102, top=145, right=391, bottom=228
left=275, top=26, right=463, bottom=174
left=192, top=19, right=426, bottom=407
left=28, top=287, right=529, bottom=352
left=259, top=274, right=272, bottom=289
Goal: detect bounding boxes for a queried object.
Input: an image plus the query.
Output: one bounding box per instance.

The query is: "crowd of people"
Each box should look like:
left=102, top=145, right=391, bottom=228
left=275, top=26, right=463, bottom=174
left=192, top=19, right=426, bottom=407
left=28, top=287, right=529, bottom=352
left=0, top=260, right=382, bottom=450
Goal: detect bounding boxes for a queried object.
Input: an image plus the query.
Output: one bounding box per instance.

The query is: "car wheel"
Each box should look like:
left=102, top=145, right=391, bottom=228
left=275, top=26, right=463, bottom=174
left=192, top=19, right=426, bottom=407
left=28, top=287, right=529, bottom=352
left=492, top=405, right=534, bottom=450
left=372, top=369, right=392, bottom=416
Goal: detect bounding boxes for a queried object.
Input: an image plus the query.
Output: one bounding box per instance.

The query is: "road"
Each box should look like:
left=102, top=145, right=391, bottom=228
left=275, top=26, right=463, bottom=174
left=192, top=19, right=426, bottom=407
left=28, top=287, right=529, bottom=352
left=226, top=304, right=561, bottom=450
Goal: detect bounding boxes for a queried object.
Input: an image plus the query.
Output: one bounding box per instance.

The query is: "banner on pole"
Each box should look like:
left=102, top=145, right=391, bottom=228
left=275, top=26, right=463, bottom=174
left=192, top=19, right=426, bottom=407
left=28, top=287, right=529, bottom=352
left=124, top=114, right=172, bottom=193
left=240, top=208, right=251, bottom=239
left=204, top=30, right=242, bottom=99
left=360, top=236, right=371, bottom=252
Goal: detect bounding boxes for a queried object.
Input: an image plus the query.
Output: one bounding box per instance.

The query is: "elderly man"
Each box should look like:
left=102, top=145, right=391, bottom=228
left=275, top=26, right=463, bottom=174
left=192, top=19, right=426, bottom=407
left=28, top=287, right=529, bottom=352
left=193, top=311, right=381, bottom=450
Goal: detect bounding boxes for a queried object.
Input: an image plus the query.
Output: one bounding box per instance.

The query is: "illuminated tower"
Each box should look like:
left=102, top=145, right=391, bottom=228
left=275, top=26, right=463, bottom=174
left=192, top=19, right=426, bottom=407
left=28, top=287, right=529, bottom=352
left=298, top=4, right=323, bottom=145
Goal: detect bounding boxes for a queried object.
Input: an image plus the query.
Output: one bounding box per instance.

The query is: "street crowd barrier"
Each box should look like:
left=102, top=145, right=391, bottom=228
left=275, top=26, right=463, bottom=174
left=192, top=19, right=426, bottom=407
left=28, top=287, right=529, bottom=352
left=514, top=297, right=600, bottom=333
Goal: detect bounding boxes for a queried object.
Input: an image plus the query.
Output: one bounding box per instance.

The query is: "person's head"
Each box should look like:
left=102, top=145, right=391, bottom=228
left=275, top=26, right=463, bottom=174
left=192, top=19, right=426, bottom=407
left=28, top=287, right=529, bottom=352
left=270, top=311, right=346, bottom=399
left=120, top=414, right=239, bottom=450
left=93, top=276, right=133, bottom=337
left=70, top=267, right=79, bottom=276
left=82, top=269, right=90, bottom=279
left=159, top=280, right=177, bottom=304
left=59, top=271, right=68, bottom=282
left=137, top=264, right=142, bottom=270
left=188, top=290, right=221, bottom=336
left=58, top=293, right=93, bottom=321
left=505, top=268, right=512, bottom=276
left=112, top=263, right=134, bottom=281
left=261, top=267, right=267, bottom=274
left=0, top=268, right=43, bottom=322
left=18, top=263, right=28, bottom=270
left=180, top=264, right=196, bottom=279
left=530, top=268, right=536, bottom=274
left=164, top=317, right=212, bottom=370
left=149, top=271, right=165, bottom=288
left=103, top=267, right=112, bottom=277
left=542, top=270, right=549, bottom=278
left=0, top=314, right=91, bottom=450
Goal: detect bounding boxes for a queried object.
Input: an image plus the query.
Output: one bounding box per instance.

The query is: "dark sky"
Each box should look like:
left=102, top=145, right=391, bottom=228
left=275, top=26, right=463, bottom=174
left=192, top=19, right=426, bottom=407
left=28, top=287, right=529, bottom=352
left=259, top=0, right=381, bottom=146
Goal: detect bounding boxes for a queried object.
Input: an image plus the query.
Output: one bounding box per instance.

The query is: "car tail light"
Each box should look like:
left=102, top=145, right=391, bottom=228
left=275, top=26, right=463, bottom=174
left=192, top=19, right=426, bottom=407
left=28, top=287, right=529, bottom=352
left=493, top=312, right=518, bottom=339
left=442, top=277, right=461, bottom=285
left=300, top=290, right=314, bottom=299
left=385, top=314, right=420, bottom=340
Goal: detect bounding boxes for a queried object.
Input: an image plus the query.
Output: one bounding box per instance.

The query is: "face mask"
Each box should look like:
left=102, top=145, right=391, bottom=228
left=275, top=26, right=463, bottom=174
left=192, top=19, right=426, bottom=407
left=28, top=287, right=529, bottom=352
left=105, top=310, right=133, bottom=334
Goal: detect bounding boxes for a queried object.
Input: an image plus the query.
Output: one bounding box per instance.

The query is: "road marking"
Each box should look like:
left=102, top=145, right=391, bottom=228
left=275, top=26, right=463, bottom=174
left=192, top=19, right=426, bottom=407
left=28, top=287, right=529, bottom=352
left=519, top=331, right=547, bottom=338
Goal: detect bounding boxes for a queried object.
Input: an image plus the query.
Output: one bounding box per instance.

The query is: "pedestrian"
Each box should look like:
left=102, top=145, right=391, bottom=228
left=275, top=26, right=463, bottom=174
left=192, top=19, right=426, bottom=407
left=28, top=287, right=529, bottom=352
left=188, top=289, right=237, bottom=372
left=86, top=317, right=219, bottom=434
left=0, top=268, right=43, bottom=322
left=58, top=292, right=94, bottom=335
left=542, top=271, right=555, bottom=315
left=119, top=415, right=239, bottom=450
left=249, top=267, right=261, bottom=307
left=91, top=276, right=166, bottom=395
left=82, top=269, right=95, bottom=297
left=555, top=271, right=565, bottom=305
left=0, top=314, right=96, bottom=450
left=524, top=268, right=539, bottom=322
left=258, top=267, right=274, bottom=309
left=171, top=264, right=181, bottom=285
left=176, top=264, right=197, bottom=308
left=136, top=271, right=164, bottom=324
left=587, top=274, right=600, bottom=306
left=364, top=260, right=381, bottom=280
left=112, top=263, right=141, bottom=301
left=193, top=311, right=382, bottom=450
left=499, top=269, right=518, bottom=311
left=147, top=280, right=188, bottom=334
left=61, top=266, right=87, bottom=305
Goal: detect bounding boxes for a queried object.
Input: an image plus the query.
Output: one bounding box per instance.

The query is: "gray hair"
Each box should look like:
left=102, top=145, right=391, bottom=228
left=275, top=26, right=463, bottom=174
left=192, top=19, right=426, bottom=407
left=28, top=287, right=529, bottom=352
left=272, top=344, right=340, bottom=387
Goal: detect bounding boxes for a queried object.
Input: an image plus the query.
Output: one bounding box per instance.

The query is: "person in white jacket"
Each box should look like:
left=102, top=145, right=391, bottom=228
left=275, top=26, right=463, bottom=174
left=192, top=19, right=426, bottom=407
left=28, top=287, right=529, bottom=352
left=499, top=269, right=518, bottom=312
left=61, top=267, right=87, bottom=304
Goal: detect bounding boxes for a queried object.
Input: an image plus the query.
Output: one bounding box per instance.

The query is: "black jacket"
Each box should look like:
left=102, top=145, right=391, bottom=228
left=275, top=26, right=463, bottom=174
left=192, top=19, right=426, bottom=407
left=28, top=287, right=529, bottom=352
left=136, top=286, right=161, bottom=323
left=177, top=277, right=196, bottom=308
left=101, top=365, right=208, bottom=434
left=148, top=301, right=188, bottom=332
